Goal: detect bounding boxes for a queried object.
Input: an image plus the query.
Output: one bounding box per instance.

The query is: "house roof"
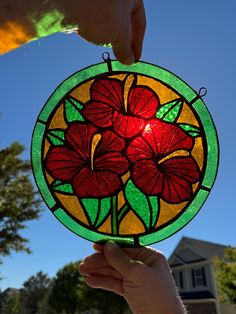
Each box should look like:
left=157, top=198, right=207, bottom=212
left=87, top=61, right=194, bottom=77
left=168, top=236, right=230, bottom=266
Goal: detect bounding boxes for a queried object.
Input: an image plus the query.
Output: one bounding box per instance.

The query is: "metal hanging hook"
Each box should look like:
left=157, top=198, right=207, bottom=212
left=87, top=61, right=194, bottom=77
left=102, top=52, right=112, bottom=73
left=198, top=87, right=207, bottom=97
left=102, top=52, right=111, bottom=62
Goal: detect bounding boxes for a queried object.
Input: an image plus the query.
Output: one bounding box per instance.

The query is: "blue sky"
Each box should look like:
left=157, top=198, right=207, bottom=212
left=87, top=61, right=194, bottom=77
left=0, top=0, right=236, bottom=290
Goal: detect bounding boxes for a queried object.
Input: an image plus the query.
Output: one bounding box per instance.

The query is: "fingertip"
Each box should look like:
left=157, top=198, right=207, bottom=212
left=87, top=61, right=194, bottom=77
left=93, top=242, right=104, bottom=252
left=112, top=44, right=135, bottom=65
left=113, top=51, right=135, bottom=65
left=78, top=262, right=86, bottom=274
left=78, top=261, right=84, bottom=267
left=105, top=240, right=120, bottom=251
left=78, top=261, right=84, bottom=270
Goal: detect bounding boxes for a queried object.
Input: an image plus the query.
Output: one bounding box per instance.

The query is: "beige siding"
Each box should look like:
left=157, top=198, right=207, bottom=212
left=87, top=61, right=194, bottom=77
left=185, top=302, right=217, bottom=314
left=220, top=303, right=236, bottom=314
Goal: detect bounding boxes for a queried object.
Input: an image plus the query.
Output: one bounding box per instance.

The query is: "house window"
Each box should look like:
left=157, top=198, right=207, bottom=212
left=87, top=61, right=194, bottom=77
left=191, top=267, right=206, bottom=287
left=173, top=271, right=183, bottom=288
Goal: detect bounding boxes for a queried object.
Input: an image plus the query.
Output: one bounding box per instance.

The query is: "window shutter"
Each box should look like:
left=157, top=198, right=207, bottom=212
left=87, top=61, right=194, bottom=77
left=202, top=267, right=206, bottom=286
left=191, top=269, right=196, bottom=287
left=180, top=271, right=183, bottom=288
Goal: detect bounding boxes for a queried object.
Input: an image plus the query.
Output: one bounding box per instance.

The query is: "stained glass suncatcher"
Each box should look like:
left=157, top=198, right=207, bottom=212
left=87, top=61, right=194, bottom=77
left=31, top=55, right=219, bottom=246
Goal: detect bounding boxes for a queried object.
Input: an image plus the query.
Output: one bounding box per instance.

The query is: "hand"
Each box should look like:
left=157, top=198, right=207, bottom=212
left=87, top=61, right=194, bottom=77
left=62, top=0, right=146, bottom=64
left=0, top=0, right=146, bottom=65
left=79, top=241, right=186, bottom=314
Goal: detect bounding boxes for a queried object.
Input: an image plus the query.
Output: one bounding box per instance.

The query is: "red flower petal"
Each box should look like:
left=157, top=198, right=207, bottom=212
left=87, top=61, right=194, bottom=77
left=142, top=119, right=194, bottom=156
left=127, top=136, right=153, bottom=163
left=45, top=147, right=84, bottom=180
left=97, top=131, right=125, bottom=154
left=82, top=101, right=113, bottom=128
left=132, top=159, right=164, bottom=195
left=113, top=111, right=145, bottom=138
left=95, top=152, right=129, bottom=175
left=47, top=123, right=129, bottom=198
left=72, top=168, right=121, bottom=198
left=129, top=86, right=159, bottom=118
left=90, top=78, right=123, bottom=111
left=161, top=173, right=193, bottom=204
left=160, top=156, right=200, bottom=203
left=66, top=123, right=97, bottom=160
left=132, top=156, right=200, bottom=203
left=164, top=157, right=200, bottom=184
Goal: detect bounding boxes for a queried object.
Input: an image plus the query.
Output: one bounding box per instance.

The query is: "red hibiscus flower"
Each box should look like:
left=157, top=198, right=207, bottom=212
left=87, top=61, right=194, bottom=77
left=45, top=123, right=129, bottom=198
left=82, top=75, right=159, bottom=138
left=126, top=119, right=200, bottom=203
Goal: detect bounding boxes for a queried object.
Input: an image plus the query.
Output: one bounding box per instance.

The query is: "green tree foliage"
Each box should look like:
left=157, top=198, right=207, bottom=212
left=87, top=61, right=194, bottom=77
left=0, top=261, right=129, bottom=314
left=77, top=283, right=130, bottom=314
left=0, top=142, right=41, bottom=260
left=49, top=261, right=129, bottom=314
left=20, top=271, right=54, bottom=314
left=215, top=247, right=236, bottom=304
left=49, top=262, right=81, bottom=313
left=0, top=289, right=21, bottom=314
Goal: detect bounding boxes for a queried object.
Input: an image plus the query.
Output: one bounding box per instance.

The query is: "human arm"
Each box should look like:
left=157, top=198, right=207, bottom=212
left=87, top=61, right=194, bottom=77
left=79, top=241, right=187, bottom=314
left=0, top=0, right=146, bottom=64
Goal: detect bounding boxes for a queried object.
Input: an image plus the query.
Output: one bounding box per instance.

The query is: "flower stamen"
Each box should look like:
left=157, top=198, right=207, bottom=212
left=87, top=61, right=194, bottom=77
left=124, top=74, right=134, bottom=113
left=90, top=133, right=102, bottom=170
left=158, top=150, right=189, bottom=165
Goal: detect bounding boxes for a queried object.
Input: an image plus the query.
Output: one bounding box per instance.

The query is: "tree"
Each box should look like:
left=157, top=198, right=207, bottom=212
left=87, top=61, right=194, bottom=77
left=0, top=142, right=41, bottom=261
left=215, top=247, right=236, bottom=304
left=49, top=262, right=81, bottom=314
left=0, top=289, right=21, bottom=314
left=20, top=271, right=54, bottom=314
left=49, top=261, right=129, bottom=314
left=77, top=282, right=130, bottom=314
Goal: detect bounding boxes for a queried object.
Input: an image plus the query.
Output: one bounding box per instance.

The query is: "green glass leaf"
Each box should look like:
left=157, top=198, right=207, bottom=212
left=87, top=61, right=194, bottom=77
left=179, top=124, right=201, bottom=137
left=118, top=204, right=129, bottom=222
left=148, top=196, right=159, bottom=228
left=52, top=180, right=73, bottom=194
left=81, top=199, right=98, bottom=226
left=95, top=198, right=111, bottom=228
left=156, top=98, right=183, bottom=122
left=65, top=97, right=84, bottom=123
left=189, top=132, right=200, bottom=137
left=111, top=195, right=118, bottom=235
left=81, top=198, right=111, bottom=227
left=125, top=180, right=159, bottom=230
left=47, top=129, right=65, bottom=146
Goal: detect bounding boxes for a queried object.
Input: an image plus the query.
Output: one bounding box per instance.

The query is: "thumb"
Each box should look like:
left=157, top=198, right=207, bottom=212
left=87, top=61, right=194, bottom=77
left=103, top=241, right=132, bottom=275
left=131, top=0, right=146, bottom=60
left=112, top=25, right=135, bottom=65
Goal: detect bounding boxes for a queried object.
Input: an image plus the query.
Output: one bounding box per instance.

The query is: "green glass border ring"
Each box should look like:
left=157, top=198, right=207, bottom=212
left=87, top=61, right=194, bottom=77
left=31, top=59, right=219, bottom=246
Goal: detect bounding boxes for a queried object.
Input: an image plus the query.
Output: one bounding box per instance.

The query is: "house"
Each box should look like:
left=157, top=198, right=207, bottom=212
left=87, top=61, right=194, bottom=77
left=168, top=237, right=236, bottom=314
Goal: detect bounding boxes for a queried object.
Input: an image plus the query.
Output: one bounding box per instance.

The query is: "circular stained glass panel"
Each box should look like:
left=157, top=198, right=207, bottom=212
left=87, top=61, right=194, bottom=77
left=31, top=57, right=219, bottom=246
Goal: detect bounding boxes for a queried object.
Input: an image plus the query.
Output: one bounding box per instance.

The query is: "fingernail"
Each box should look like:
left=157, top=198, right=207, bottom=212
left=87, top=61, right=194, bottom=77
left=106, top=240, right=119, bottom=251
